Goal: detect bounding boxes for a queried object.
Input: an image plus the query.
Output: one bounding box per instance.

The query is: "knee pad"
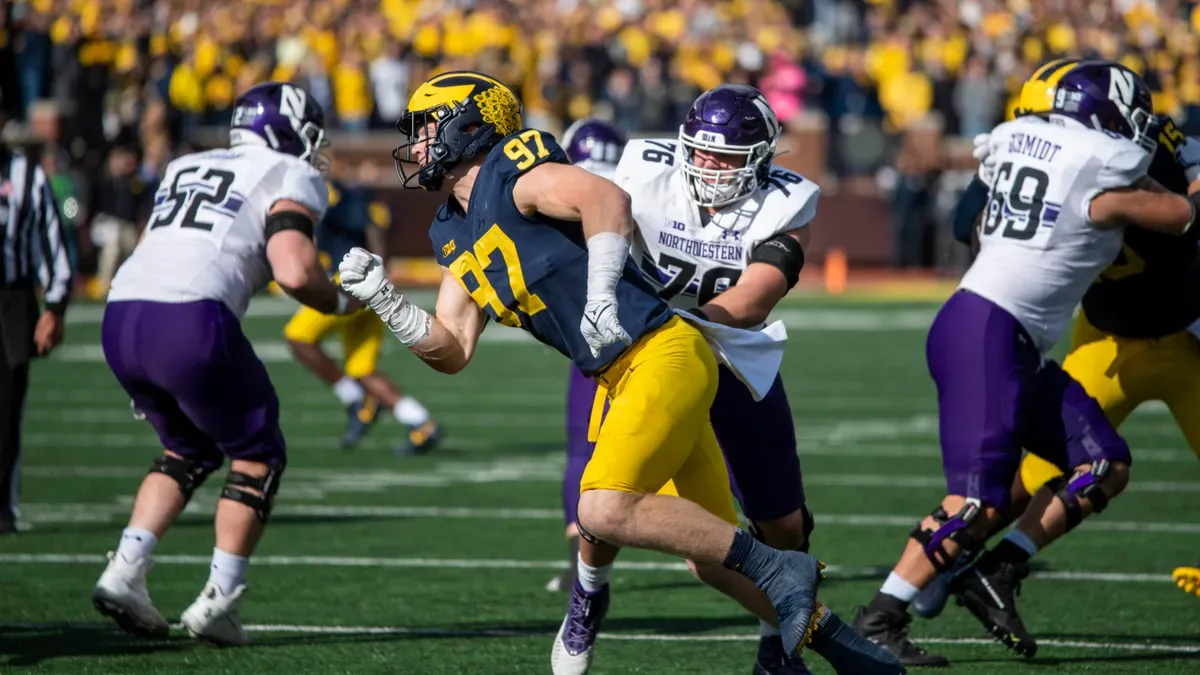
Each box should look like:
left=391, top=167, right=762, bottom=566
left=147, top=455, right=217, bottom=504
left=910, top=499, right=984, bottom=573
left=219, top=464, right=284, bottom=523
left=1053, top=460, right=1112, bottom=533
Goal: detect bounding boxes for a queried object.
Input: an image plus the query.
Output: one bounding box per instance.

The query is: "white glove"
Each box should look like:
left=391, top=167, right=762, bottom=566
left=1175, top=136, right=1200, bottom=184
left=971, top=132, right=992, bottom=163
left=581, top=232, right=633, bottom=357
left=339, top=248, right=431, bottom=346
left=582, top=297, right=632, bottom=357
left=973, top=132, right=997, bottom=186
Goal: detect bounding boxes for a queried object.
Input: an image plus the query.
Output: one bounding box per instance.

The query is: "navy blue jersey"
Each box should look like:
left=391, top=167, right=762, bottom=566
left=429, top=128, right=673, bottom=375
left=953, top=116, right=1200, bottom=339
left=316, top=181, right=389, bottom=275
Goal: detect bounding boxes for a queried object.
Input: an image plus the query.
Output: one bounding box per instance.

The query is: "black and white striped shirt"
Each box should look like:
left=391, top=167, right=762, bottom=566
left=0, top=147, right=72, bottom=314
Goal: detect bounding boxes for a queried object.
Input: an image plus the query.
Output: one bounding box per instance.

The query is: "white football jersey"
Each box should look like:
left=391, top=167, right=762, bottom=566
left=108, top=146, right=329, bottom=319
left=614, top=138, right=819, bottom=313
left=958, top=116, right=1152, bottom=353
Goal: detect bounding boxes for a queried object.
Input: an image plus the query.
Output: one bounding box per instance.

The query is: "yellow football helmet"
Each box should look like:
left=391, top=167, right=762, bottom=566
left=393, top=70, right=522, bottom=191
left=1013, top=58, right=1081, bottom=117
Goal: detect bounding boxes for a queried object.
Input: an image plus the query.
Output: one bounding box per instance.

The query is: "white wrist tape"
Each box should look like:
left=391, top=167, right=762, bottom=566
left=371, top=282, right=432, bottom=346
left=586, top=232, right=628, bottom=301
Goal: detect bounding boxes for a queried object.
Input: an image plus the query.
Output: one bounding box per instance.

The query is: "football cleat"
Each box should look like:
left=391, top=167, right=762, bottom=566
left=950, top=557, right=1036, bottom=658
left=551, top=580, right=609, bottom=675
left=92, top=551, right=170, bottom=638
left=808, top=607, right=906, bottom=674
left=546, top=536, right=581, bottom=592
left=180, top=582, right=252, bottom=646
left=753, top=634, right=813, bottom=674
left=852, top=606, right=948, bottom=667
left=395, top=419, right=442, bottom=456
left=341, top=396, right=380, bottom=450
left=1172, top=562, right=1200, bottom=598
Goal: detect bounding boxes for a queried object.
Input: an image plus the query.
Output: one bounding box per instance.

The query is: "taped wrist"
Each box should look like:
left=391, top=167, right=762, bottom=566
left=370, top=281, right=432, bottom=346
left=586, top=232, right=628, bottom=302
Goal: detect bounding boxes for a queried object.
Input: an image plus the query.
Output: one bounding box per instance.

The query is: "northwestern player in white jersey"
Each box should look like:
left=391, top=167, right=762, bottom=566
left=852, top=63, right=1200, bottom=667
left=554, top=87, right=903, bottom=675
left=91, top=82, right=361, bottom=646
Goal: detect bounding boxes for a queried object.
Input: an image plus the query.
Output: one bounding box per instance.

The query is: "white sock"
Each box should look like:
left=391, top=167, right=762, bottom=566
left=116, top=527, right=158, bottom=562
left=576, top=553, right=612, bottom=593
left=879, top=571, right=921, bottom=602
left=333, top=376, right=364, bottom=406
left=1003, top=529, right=1039, bottom=557
left=208, top=548, right=249, bottom=596
left=759, top=619, right=781, bottom=637
left=393, top=396, right=430, bottom=427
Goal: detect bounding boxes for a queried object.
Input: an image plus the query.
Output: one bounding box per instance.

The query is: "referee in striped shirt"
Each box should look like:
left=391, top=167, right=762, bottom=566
left=0, top=116, right=72, bottom=533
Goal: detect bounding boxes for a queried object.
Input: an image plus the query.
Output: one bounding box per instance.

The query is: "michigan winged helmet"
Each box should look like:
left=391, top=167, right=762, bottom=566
left=393, top=71, right=523, bottom=190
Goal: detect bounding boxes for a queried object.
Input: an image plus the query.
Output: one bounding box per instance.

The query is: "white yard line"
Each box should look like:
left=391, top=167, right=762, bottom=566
left=4, top=620, right=1196, bottom=653
left=16, top=501, right=1200, bottom=535
left=0, top=553, right=1178, bottom=585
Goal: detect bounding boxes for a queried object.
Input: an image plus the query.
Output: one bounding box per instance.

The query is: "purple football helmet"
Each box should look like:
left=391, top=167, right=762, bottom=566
left=1051, top=61, right=1157, bottom=152
left=230, top=82, right=329, bottom=168
left=562, top=118, right=627, bottom=173
left=679, top=84, right=781, bottom=207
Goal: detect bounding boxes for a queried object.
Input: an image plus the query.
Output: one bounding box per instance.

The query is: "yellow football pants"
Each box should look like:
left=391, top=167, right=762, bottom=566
left=283, top=305, right=384, bottom=379
left=1020, top=311, right=1200, bottom=494
left=580, top=316, right=738, bottom=525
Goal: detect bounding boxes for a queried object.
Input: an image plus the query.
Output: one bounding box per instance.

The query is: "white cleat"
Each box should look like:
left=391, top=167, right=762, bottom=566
left=180, top=582, right=252, bottom=646
left=92, top=551, right=170, bottom=638
left=551, top=614, right=595, bottom=675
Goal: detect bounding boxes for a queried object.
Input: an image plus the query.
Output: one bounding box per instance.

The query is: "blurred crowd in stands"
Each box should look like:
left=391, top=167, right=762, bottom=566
left=2, top=0, right=1200, bottom=282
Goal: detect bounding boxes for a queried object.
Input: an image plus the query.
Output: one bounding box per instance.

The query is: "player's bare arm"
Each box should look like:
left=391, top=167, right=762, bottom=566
left=1088, top=185, right=1196, bottom=234
left=265, top=199, right=358, bottom=314
left=512, top=160, right=635, bottom=355
left=408, top=266, right=487, bottom=374
left=700, top=227, right=810, bottom=328
left=511, top=161, right=636, bottom=239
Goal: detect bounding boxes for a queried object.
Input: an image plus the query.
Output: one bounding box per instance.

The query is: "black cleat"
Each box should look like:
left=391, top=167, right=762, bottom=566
left=395, top=419, right=442, bottom=457
left=752, top=634, right=812, bottom=674
left=341, top=396, right=380, bottom=450
left=852, top=606, right=948, bottom=668
left=950, top=556, right=1036, bottom=658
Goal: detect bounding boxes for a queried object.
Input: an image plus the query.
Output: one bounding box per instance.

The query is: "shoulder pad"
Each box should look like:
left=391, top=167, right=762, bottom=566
left=756, top=164, right=821, bottom=233
left=614, top=138, right=680, bottom=190
left=1093, top=136, right=1153, bottom=192
left=482, top=128, right=569, bottom=185
left=277, top=158, right=329, bottom=221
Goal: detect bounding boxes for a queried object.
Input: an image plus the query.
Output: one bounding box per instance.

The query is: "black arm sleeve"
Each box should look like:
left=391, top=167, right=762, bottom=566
left=748, top=232, right=806, bottom=290
left=264, top=209, right=315, bottom=241
left=952, top=177, right=991, bottom=245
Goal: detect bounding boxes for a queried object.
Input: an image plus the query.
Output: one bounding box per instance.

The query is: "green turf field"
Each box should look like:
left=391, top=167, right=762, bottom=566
left=3, top=295, right=1198, bottom=674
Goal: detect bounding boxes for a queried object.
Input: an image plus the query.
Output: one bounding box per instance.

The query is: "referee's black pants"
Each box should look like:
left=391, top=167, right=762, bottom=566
left=0, top=287, right=37, bottom=529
